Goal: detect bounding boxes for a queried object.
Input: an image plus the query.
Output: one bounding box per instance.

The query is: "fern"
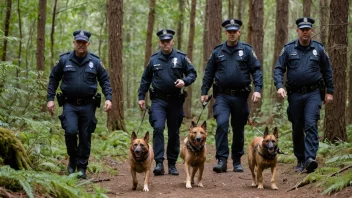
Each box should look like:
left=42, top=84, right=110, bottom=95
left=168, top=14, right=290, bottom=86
left=322, top=170, right=352, bottom=195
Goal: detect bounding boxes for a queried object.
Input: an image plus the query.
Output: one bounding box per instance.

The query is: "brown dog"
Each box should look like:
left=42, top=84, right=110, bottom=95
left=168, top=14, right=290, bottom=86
left=180, top=121, right=207, bottom=188
left=248, top=127, right=279, bottom=190
left=128, top=131, right=154, bottom=192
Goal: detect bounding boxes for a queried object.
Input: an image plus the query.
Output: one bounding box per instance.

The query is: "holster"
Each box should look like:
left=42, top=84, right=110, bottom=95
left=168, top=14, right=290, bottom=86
left=319, top=80, right=326, bottom=101
left=56, top=92, right=64, bottom=107
left=94, top=93, right=102, bottom=108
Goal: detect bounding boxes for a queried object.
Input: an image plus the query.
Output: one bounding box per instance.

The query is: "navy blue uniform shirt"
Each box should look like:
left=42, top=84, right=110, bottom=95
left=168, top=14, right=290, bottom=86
left=274, top=39, right=334, bottom=94
left=47, top=51, right=112, bottom=101
left=138, top=49, right=197, bottom=100
left=201, top=41, right=263, bottom=95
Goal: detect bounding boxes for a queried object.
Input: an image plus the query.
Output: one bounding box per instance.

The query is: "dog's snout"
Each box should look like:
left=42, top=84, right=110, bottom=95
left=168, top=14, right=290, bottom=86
left=195, top=137, right=202, bottom=142
left=134, top=146, right=142, bottom=153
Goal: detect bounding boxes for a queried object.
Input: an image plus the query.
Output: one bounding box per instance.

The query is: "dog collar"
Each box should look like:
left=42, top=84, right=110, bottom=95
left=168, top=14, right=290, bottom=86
left=186, top=140, right=204, bottom=153
left=254, top=144, right=277, bottom=159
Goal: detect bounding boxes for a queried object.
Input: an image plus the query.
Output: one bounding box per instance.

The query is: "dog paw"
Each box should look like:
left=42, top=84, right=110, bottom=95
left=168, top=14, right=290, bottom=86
left=132, top=187, right=137, bottom=191
left=257, top=185, right=264, bottom=189
left=271, top=184, right=278, bottom=190
left=143, top=186, right=149, bottom=192
left=251, top=182, right=257, bottom=187
left=198, top=183, right=204, bottom=187
left=186, top=182, right=192, bottom=189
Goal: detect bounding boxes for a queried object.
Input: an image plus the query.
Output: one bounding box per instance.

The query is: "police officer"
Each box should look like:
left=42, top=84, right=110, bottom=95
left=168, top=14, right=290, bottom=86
left=47, top=30, right=112, bottom=179
left=201, top=19, right=263, bottom=173
left=274, top=17, right=334, bottom=173
left=138, top=29, right=197, bottom=176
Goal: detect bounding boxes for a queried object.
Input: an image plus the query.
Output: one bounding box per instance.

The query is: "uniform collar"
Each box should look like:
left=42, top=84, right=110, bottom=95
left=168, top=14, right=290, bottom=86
left=294, top=39, right=315, bottom=50
left=69, top=51, right=92, bottom=65
left=221, top=41, right=243, bottom=54
left=157, top=48, right=177, bottom=61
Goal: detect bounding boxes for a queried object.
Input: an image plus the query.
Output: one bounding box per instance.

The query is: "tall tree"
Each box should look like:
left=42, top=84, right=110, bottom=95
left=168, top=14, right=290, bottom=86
left=36, top=0, right=46, bottom=71
left=202, top=0, right=209, bottom=72
left=237, top=0, right=243, bottom=19
left=303, top=0, right=312, bottom=17
left=319, top=0, right=329, bottom=46
left=107, top=0, right=126, bottom=131
left=207, top=0, right=222, bottom=119
left=248, top=0, right=264, bottom=122
left=50, top=0, right=58, bottom=69
left=16, top=0, right=22, bottom=77
left=324, top=0, right=348, bottom=142
left=177, top=0, right=184, bottom=50
left=2, top=0, right=12, bottom=61
left=184, top=0, right=196, bottom=118
left=269, top=0, right=289, bottom=123
left=228, top=0, right=234, bottom=18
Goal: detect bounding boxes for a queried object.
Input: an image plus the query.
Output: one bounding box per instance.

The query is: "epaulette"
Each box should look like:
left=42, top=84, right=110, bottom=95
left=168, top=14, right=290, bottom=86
left=59, top=51, right=70, bottom=57
left=214, top=43, right=223, bottom=50
left=242, top=42, right=252, bottom=48
left=151, top=52, right=158, bottom=57
left=284, top=40, right=295, bottom=47
left=312, top=40, right=324, bottom=47
left=176, top=50, right=185, bottom=55
left=90, top=52, right=100, bottom=59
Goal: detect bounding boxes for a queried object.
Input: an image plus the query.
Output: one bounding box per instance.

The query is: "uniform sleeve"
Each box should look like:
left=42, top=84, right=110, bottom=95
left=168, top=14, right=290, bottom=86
left=273, top=47, right=288, bottom=89
left=97, top=62, right=112, bottom=101
left=182, top=56, right=197, bottom=86
left=319, top=48, right=334, bottom=94
left=138, top=60, right=153, bottom=100
left=201, top=52, right=216, bottom=95
left=47, top=59, right=64, bottom=102
left=248, top=49, right=263, bottom=93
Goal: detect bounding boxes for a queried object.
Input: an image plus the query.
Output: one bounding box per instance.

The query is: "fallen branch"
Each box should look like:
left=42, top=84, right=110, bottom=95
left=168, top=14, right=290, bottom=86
left=329, top=165, right=352, bottom=177
left=92, top=178, right=111, bottom=183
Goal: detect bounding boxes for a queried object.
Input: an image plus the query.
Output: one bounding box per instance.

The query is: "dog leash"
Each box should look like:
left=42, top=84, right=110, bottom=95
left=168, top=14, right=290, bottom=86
left=136, top=107, right=148, bottom=135
left=196, top=95, right=213, bottom=125
left=247, top=118, right=263, bottom=135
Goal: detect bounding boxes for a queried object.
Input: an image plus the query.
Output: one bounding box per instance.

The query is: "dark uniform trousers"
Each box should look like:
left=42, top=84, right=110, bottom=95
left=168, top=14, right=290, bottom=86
left=287, top=89, right=321, bottom=161
left=149, top=98, right=184, bottom=164
left=59, top=102, right=97, bottom=170
left=213, top=94, right=249, bottom=161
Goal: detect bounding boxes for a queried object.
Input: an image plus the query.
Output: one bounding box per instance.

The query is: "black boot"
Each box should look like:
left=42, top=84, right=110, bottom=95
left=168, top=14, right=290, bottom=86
left=295, top=160, right=305, bottom=173
left=153, top=162, right=165, bottom=176
left=305, top=158, right=318, bottom=173
left=168, top=164, right=179, bottom=176
left=67, top=158, right=77, bottom=174
left=213, top=159, right=227, bottom=173
left=77, top=168, right=87, bottom=179
left=233, top=158, right=244, bottom=172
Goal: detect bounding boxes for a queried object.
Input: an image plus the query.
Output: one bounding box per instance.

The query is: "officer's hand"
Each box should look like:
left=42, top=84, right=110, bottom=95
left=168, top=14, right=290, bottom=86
left=324, top=94, right=333, bottom=104
left=277, top=88, right=287, bottom=99
left=47, top=101, right=55, bottom=116
left=138, top=100, right=146, bottom=110
left=252, top=92, right=261, bottom=103
left=104, top=100, right=112, bottom=112
left=200, top=95, right=208, bottom=104
left=175, top=79, right=185, bottom=88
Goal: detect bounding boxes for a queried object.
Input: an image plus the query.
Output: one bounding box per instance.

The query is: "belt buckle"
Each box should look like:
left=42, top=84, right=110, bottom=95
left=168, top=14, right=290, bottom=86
left=77, top=99, right=81, bottom=105
left=230, top=90, right=236, bottom=96
left=301, top=87, right=307, bottom=93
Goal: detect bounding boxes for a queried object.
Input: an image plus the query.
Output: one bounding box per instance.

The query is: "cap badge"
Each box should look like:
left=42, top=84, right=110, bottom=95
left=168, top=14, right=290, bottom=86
left=239, top=50, right=243, bottom=57
left=163, top=29, right=167, bottom=35
left=79, top=31, right=85, bottom=36
left=230, top=19, right=235, bottom=25
left=172, top=57, right=178, bottom=67
left=313, top=49, right=317, bottom=56
left=89, top=61, right=94, bottom=68
left=304, top=18, right=308, bottom=22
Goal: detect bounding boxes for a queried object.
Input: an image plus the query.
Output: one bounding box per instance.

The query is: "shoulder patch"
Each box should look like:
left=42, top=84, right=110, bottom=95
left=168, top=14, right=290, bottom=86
left=59, top=51, right=70, bottom=57
left=252, top=50, right=257, bottom=59
left=279, top=48, right=285, bottom=56
left=90, top=52, right=100, bottom=59
left=185, top=56, right=192, bottom=64
left=177, top=50, right=186, bottom=55
left=100, top=61, right=106, bottom=69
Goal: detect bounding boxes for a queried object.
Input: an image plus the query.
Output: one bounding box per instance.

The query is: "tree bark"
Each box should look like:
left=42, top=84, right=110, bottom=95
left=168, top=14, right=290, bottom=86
left=177, top=0, right=184, bottom=50
left=303, top=0, right=312, bottom=17
left=207, top=0, right=222, bottom=119
left=50, top=0, right=58, bottom=69
left=319, top=0, right=329, bottom=46
left=228, top=0, right=234, bottom=18
left=16, top=0, right=22, bottom=77
left=237, top=0, right=243, bottom=19
left=2, top=0, right=12, bottom=61
left=324, top=0, right=348, bottom=142
left=202, top=0, right=209, bottom=72
left=184, top=0, right=196, bottom=118
left=36, top=0, right=46, bottom=71
left=107, top=0, right=126, bottom=131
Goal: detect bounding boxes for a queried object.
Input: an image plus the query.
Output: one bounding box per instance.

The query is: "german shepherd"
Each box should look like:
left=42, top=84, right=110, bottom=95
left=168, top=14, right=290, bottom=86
left=128, top=131, right=154, bottom=192
left=180, top=121, right=207, bottom=188
left=248, top=127, right=279, bottom=190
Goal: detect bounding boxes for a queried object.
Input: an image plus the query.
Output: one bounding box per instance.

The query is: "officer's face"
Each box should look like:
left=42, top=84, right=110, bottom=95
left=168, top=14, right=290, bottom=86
left=159, top=39, right=174, bottom=54
left=73, top=40, right=90, bottom=57
left=297, top=28, right=313, bottom=44
left=225, top=30, right=241, bottom=45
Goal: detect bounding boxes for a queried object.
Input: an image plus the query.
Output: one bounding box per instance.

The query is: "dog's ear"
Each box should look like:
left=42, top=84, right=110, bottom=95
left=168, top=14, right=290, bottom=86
left=201, top=121, right=207, bottom=130
left=190, top=121, right=197, bottom=129
left=131, top=131, right=137, bottom=141
left=144, top=131, right=150, bottom=142
left=273, top=127, right=278, bottom=139
left=264, top=127, right=269, bottom=138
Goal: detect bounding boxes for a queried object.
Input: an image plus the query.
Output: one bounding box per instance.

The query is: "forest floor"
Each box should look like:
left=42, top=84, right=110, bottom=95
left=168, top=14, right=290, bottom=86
left=89, top=145, right=352, bottom=198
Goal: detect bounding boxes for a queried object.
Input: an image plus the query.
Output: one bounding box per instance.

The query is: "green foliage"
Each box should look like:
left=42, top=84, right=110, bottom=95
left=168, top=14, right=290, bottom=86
left=321, top=170, right=352, bottom=195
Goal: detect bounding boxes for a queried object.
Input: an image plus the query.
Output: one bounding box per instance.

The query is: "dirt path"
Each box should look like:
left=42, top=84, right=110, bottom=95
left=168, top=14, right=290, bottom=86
left=90, top=145, right=351, bottom=198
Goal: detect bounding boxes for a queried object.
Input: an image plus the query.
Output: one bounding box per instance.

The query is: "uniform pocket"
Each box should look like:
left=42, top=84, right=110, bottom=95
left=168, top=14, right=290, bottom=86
left=152, top=66, right=163, bottom=78
left=58, top=114, right=67, bottom=130
left=235, top=56, right=247, bottom=69
left=84, top=68, right=97, bottom=85
left=88, top=117, right=98, bottom=133
left=63, top=67, right=76, bottom=82
left=288, top=56, right=300, bottom=69
left=309, top=56, right=320, bottom=71
left=171, top=64, right=183, bottom=78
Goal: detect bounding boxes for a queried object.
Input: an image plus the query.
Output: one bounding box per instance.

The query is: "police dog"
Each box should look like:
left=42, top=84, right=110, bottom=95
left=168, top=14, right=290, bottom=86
left=128, top=131, right=154, bottom=192
left=248, top=127, right=279, bottom=190
left=181, top=121, right=207, bottom=189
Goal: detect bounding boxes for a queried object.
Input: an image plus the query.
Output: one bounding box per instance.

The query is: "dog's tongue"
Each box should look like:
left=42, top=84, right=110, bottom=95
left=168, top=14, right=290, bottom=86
left=135, top=152, right=141, bottom=158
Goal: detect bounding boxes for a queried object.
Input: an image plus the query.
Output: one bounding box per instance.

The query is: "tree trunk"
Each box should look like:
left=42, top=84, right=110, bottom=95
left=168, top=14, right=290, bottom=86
left=207, top=0, right=222, bottom=119
left=2, top=0, right=12, bottom=61
left=237, top=0, right=243, bottom=19
left=319, top=0, right=329, bottom=46
left=324, top=0, right=348, bottom=142
left=269, top=0, right=288, bottom=124
left=16, top=0, right=22, bottom=77
left=184, top=0, right=196, bottom=118
left=303, top=0, right=312, bottom=17
left=36, top=0, right=46, bottom=71
left=107, top=0, right=126, bottom=131
left=202, top=0, right=209, bottom=72
left=177, top=0, right=184, bottom=50
left=50, top=0, right=58, bottom=69
left=248, top=0, right=264, bottom=123
left=228, top=0, right=234, bottom=18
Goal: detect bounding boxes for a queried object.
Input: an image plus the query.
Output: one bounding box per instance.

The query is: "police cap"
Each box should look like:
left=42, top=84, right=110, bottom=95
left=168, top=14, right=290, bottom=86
left=156, top=29, right=175, bottom=41
left=222, top=18, right=242, bottom=31
left=296, top=17, right=315, bottom=29
left=73, top=30, right=91, bottom=42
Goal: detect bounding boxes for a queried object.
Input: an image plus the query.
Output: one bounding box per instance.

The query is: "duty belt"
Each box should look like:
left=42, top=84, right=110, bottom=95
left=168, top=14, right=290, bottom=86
left=153, top=92, right=183, bottom=101
left=65, top=97, right=95, bottom=105
left=287, top=83, right=320, bottom=94
left=218, top=88, right=250, bottom=97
